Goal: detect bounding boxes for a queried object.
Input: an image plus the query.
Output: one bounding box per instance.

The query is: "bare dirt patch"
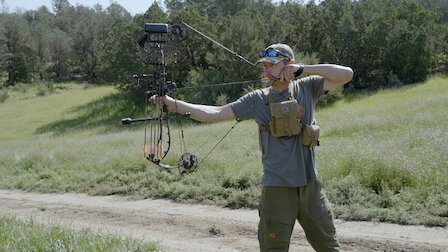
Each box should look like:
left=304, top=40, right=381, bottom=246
left=0, top=189, right=447, bottom=251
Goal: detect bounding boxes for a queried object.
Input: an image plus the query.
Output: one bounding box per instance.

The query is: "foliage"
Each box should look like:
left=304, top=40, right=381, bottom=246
left=97, top=20, right=142, bottom=86
left=36, top=82, right=56, bottom=96
left=48, top=27, right=72, bottom=79
left=10, top=52, right=31, bottom=83
left=215, top=93, right=228, bottom=106
left=0, top=0, right=447, bottom=101
left=317, top=85, right=343, bottom=107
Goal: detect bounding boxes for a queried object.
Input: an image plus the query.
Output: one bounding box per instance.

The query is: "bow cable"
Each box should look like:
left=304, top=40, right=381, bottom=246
left=181, top=21, right=256, bottom=67
left=143, top=79, right=268, bottom=95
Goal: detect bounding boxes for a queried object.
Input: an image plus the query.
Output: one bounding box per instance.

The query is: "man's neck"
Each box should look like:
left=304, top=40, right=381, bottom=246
left=270, top=80, right=291, bottom=93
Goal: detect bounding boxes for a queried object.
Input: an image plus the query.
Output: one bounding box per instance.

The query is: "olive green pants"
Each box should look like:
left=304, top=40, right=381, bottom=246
left=258, top=180, right=339, bottom=252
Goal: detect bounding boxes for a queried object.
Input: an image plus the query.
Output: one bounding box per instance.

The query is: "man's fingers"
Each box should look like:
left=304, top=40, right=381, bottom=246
left=281, top=68, right=294, bottom=81
left=148, top=95, right=165, bottom=110
left=156, top=97, right=165, bottom=108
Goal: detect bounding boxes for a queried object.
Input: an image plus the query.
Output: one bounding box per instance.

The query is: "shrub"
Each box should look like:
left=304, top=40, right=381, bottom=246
left=36, top=83, right=56, bottom=96
left=318, top=86, right=344, bottom=107
left=0, top=91, right=9, bottom=103
left=215, top=93, right=229, bottom=106
left=387, top=72, right=403, bottom=87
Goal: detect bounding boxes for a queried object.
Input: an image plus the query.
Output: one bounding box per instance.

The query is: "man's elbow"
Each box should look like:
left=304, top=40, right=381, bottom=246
left=342, top=67, right=354, bottom=84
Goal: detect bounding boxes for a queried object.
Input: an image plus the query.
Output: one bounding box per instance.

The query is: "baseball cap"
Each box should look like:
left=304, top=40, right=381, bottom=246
left=256, top=43, right=295, bottom=65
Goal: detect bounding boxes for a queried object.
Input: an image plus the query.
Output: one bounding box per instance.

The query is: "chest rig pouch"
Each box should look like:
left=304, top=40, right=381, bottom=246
left=259, top=84, right=321, bottom=148
left=265, top=85, right=302, bottom=138
left=302, top=124, right=320, bottom=147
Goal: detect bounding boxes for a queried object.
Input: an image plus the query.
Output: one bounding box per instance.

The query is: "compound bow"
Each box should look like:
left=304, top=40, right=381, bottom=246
left=122, top=20, right=262, bottom=174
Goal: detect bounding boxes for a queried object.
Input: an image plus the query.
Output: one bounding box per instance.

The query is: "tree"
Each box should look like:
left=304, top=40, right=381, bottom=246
left=97, top=20, right=142, bottom=86
left=134, top=2, right=168, bottom=27
left=417, top=0, right=448, bottom=22
left=1, top=0, right=8, bottom=14
left=73, top=6, right=100, bottom=81
left=25, top=7, right=54, bottom=80
left=10, top=52, right=31, bottom=83
left=106, top=3, right=132, bottom=22
left=49, top=27, right=72, bottom=78
left=52, top=0, right=70, bottom=15
left=0, top=14, right=31, bottom=85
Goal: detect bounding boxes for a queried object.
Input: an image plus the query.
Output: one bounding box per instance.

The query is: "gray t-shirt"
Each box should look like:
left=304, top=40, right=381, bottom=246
left=229, top=76, right=325, bottom=187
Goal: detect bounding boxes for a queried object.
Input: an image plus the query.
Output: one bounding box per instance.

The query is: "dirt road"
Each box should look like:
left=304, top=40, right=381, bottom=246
left=0, top=189, right=447, bottom=251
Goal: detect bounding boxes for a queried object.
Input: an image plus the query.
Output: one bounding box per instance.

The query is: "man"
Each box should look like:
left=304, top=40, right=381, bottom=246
left=154, top=44, right=353, bottom=251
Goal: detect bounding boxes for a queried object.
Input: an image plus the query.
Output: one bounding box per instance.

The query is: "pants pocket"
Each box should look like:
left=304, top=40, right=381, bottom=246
left=258, top=213, right=293, bottom=250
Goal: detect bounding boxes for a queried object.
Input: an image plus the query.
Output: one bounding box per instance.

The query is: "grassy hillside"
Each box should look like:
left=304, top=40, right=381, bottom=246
left=317, top=77, right=448, bottom=226
left=0, top=77, right=447, bottom=226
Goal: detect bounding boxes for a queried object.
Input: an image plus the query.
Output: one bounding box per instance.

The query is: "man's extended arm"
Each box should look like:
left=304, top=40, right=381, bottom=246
left=281, top=64, right=353, bottom=91
left=154, top=96, right=235, bottom=122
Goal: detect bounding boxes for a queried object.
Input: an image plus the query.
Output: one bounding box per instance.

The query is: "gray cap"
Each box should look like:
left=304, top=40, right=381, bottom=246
left=256, top=43, right=295, bottom=64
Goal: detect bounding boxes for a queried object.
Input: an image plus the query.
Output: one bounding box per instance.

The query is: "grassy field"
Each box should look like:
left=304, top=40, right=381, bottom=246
left=0, top=77, right=447, bottom=226
left=0, top=215, right=158, bottom=251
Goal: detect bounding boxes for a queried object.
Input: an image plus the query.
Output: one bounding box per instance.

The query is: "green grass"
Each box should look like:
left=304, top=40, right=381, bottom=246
left=316, top=76, right=448, bottom=226
left=0, top=77, right=447, bottom=226
left=0, top=215, right=158, bottom=251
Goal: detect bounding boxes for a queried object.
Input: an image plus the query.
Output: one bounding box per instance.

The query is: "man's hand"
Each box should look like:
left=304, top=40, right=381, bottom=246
left=280, top=64, right=302, bottom=81
left=149, top=95, right=176, bottom=112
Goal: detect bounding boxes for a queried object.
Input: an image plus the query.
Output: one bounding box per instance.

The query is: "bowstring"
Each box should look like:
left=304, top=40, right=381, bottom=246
left=144, top=76, right=149, bottom=160
left=168, top=36, right=188, bottom=158
left=181, top=21, right=256, bottom=67
left=171, top=48, right=183, bottom=157
left=151, top=78, right=156, bottom=161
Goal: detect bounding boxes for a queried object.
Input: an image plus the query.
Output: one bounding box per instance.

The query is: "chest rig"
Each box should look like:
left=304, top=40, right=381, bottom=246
left=258, top=84, right=320, bottom=148
left=260, top=84, right=303, bottom=138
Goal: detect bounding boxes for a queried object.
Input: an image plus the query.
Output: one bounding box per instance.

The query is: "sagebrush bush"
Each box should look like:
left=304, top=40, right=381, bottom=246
left=0, top=91, right=8, bottom=103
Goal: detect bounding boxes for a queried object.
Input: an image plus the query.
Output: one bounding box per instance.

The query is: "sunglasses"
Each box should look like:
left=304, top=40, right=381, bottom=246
left=259, top=49, right=289, bottom=59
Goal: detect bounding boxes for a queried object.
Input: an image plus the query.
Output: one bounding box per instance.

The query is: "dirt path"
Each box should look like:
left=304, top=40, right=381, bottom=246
left=0, top=189, right=447, bottom=252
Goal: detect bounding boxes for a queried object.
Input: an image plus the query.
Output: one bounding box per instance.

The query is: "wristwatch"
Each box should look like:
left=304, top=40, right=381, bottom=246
left=294, top=64, right=304, bottom=78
